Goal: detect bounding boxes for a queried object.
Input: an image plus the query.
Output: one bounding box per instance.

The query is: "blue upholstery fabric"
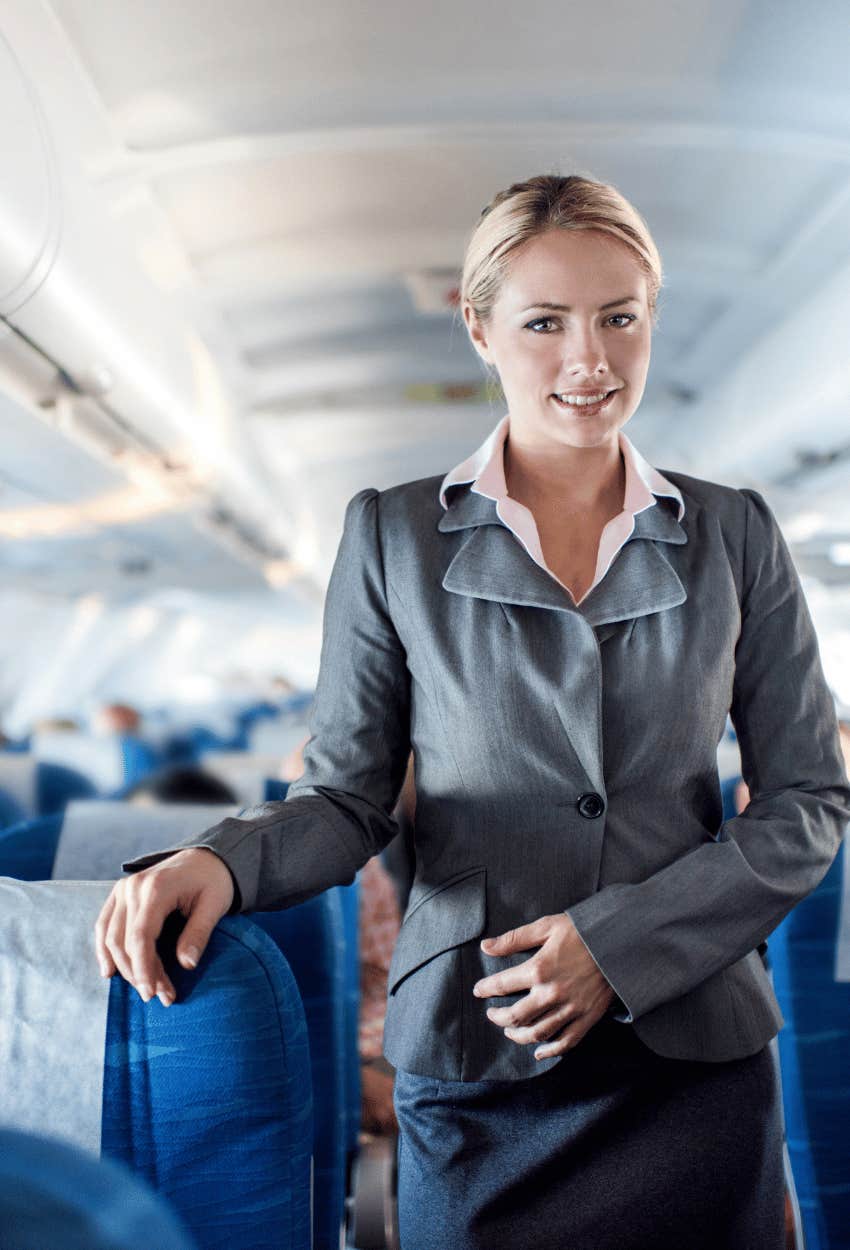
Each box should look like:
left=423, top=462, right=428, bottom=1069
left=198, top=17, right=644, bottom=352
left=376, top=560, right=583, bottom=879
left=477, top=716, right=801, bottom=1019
left=263, top=777, right=290, bottom=802
left=0, top=799, right=352, bottom=1249
left=0, top=787, right=26, bottom=829
left=102, top=914, right=313, bottom=1250
left=0, top=813, right=62, bottom=879
left=36, top=762, right=97, bottom=815
left=253, top=892, right=347, bottom=1250
left=771, top=840, right=850, bottom=1250
left=719, top=773, right=740, bottom=822
left=0, top=1127, right=197, bottom=1250
left=340, top=876, right=362, bottom=1157
left=115, top=736, right=160, bottom=790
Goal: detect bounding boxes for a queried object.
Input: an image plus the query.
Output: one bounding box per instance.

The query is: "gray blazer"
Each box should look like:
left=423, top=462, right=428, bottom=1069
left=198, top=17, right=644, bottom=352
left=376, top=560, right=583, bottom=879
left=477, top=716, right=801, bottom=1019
left=128, top=469, right=850, bottom=1082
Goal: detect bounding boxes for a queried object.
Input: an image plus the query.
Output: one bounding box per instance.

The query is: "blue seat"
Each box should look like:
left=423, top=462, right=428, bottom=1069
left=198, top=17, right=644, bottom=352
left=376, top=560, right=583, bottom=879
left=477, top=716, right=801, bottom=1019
left=0, top=1126, right=197, bottom=1249
left=0, top=812, right=62, bottom=878
left=339, top=876, right=362, bottom=1158
left=771, top=838, right=850, bottom=1250
left=0, top=799, right=360, bottom=1250
left=253, top=893, right=350, bottom=1250
left=37, top=760, right=98, bottom=813
left=0, top=880, right=313, bottom=1250
left=0, top=755, right=96, bottom=821
left=0, top=786, right=25, bottom=828
left=112, top=735, right=161, bottom=791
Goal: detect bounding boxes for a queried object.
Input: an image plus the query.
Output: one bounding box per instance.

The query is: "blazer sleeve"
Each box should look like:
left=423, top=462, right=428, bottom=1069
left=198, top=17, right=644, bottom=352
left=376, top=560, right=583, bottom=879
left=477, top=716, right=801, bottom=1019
left=565, top=487, right=850, bottom=1023
left=122, top=487, right=412, bottom=912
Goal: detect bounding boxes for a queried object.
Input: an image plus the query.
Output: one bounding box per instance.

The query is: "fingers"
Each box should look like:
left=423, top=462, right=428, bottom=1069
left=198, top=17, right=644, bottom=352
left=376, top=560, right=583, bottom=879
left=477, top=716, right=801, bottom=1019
left=175, top=894, right=225, bottom=971
left=485, top=980, right=565, bottom=1030
left=473, top=957, right=543, bottom=1000
left=532, top=1015, right=590, bottom=1060
left=93, top=849, right=234, bottom=1006
left=98, top=876, right=175, bottom=1005
left=499, top=1001, right=578, bottom=1048
left=480, top=916, right=552, bottom=956
left=104, top=878, right=176, bottom=1005
left=94, top=890, right=117, bottom=978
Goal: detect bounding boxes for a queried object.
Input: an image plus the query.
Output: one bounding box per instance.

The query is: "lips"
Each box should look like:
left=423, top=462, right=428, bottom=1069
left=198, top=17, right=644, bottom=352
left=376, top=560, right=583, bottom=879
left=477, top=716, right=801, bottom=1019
left=551, top=389, right=618, bottom=413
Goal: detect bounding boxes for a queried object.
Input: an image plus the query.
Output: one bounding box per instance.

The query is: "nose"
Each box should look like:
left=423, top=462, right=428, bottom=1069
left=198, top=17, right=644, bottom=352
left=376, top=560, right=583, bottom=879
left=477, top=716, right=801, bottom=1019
left=564, top=321, right=609, bottom=378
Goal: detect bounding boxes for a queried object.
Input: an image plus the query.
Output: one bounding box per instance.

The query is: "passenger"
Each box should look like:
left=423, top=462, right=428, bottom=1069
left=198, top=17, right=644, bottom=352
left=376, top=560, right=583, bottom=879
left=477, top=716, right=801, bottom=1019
left=94, top=703, right=143, bottom=737
left=124, top=766, right=238, bottom=807
left=94, top=173, right=850, bottom=1250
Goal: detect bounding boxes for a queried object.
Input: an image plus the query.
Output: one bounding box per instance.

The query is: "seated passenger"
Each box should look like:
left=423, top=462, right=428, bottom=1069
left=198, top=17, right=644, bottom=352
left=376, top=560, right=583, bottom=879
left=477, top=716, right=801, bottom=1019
left=124, top=766, right=238, bottom=807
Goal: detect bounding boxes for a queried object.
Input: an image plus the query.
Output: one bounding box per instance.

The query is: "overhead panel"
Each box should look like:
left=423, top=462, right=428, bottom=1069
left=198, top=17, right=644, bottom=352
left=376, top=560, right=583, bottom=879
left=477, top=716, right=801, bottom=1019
left=0, top=27, right=60, bottom=316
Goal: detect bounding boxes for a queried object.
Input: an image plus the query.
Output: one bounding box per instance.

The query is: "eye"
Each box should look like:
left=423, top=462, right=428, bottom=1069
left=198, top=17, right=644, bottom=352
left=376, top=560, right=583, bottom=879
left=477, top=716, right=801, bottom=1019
left=524, top=316, right=558, bottom=333
left=606, top=313, right=637, bottom=328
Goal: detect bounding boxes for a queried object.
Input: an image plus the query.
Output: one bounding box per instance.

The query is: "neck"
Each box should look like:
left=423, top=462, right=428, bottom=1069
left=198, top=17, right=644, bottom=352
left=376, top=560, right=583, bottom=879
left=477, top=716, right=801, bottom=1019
left=503, top=427, right=626, bottom=516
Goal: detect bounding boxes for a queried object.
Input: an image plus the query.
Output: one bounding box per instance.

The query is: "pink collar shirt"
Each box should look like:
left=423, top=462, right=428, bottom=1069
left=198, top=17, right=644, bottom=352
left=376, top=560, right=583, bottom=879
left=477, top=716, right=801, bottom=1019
left=438, top=414, right=685, bottom=607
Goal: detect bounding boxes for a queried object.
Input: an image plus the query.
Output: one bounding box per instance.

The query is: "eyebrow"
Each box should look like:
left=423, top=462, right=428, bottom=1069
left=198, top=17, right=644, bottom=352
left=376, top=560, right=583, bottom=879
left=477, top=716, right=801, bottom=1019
left=520, top=296, right=641, bottom=312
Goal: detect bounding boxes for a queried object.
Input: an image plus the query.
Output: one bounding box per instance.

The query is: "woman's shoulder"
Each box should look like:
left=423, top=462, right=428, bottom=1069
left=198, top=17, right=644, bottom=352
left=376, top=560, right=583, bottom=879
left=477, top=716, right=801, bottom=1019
left=656, top=465, right=761, bottom=526
left=349, top=474, right=448, bottom=530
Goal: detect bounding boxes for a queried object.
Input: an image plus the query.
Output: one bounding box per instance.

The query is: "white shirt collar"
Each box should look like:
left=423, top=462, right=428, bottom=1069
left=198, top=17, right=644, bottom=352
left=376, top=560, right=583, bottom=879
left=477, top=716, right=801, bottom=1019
left=438, top=414, right=685, bottom=521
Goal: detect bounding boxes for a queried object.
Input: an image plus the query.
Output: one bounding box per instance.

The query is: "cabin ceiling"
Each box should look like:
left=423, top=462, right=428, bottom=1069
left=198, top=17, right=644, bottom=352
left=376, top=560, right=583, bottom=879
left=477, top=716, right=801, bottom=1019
left=3, top=0, right=850, bottom=605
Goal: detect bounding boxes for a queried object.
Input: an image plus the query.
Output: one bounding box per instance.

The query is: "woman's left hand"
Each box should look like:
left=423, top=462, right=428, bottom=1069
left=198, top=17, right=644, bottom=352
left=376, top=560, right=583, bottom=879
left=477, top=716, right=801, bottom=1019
left=473, top=914, right=616, bottom=1059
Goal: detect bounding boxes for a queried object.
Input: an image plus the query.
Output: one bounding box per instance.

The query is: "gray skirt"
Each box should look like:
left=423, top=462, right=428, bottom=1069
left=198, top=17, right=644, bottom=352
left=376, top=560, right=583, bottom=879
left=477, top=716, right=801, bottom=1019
left=393, top=1016, right=785, bottom=1250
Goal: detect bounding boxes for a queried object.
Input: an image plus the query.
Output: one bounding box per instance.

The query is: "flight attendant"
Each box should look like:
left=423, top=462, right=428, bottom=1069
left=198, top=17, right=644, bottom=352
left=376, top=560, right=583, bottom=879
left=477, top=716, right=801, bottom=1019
left=95, top=174, right=850, bottom=1249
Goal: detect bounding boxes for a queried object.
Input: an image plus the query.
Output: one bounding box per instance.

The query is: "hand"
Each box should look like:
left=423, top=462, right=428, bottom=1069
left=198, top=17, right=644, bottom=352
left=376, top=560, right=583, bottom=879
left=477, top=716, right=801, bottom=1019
left=94, top=848, right=236, bottom=1006
left=472, top=913, right=616, bottom=1059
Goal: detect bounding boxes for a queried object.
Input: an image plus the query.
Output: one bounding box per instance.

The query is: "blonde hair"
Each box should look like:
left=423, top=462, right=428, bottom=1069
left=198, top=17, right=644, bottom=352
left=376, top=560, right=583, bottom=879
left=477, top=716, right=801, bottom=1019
left=461, top=173, right=663, bottom=328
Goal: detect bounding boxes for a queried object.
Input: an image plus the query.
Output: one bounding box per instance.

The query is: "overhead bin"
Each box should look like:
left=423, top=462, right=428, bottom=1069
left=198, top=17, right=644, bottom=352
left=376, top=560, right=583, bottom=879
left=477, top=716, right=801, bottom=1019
left=0, top=6, right=295, bottom=577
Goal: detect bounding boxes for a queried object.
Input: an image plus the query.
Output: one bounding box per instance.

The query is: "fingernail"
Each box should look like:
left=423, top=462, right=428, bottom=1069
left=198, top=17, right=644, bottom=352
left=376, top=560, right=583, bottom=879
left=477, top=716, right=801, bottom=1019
left=473, top=985, right=482, bottom=997
left=98, top=962, right=109, bottom=978
left=138, top=984, right=152, bottom=1002
left=182, top=947, right=199, bottom=969
left=157, top=990, right=174, bottom=1008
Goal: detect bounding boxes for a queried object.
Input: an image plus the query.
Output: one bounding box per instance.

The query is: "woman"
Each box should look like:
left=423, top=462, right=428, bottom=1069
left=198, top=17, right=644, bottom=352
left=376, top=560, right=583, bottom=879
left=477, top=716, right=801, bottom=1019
left=95, top=175, right=850, bottom=1249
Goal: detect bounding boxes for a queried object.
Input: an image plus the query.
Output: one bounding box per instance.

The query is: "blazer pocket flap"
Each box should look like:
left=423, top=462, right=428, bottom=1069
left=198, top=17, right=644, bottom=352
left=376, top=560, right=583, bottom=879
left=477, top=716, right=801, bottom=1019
left=388, top=866, right=486, bottom=995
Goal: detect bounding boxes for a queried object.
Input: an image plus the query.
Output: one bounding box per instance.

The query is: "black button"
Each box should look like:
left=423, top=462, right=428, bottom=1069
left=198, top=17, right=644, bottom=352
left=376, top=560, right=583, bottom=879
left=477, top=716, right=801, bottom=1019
left=577, top=792, right=605, bottom=819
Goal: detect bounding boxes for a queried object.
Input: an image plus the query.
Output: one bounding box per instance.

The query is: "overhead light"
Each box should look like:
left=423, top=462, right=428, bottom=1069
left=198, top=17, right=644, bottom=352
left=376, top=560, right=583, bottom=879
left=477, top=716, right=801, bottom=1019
left=263, top=558, right=305, bottom=588
left=828, top=543, right=850, bottom=566
left=0, top=483, right=191, bottom=539
left=785, top=511, right=827, bottom=541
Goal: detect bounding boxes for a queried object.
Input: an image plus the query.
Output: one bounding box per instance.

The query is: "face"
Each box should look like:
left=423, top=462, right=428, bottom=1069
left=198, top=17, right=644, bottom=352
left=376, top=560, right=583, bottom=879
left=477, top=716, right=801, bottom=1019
left=464, top=228, right=652, bottom=453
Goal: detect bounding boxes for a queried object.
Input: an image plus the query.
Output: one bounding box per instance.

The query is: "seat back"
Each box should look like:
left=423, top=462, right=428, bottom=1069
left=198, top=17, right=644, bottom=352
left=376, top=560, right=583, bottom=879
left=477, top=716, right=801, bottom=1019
left=32, top=731, right=126, bottom=792
left=0, top=1127, right=197, bottom=1250
left=253, top=893, right=349, bottom=1250
left=771, top=836, right=850, bottom=1250
left=0, top=753, right=36, bottom=819
left=0, top=797, right=358, bottom=1250
left=199, top=751, right=288, bottom=805
left=52, top=800, right=240, bottom=878
left=0, top=878, right=313, bottom=1249
left=0, top=803, right=241, bottom=881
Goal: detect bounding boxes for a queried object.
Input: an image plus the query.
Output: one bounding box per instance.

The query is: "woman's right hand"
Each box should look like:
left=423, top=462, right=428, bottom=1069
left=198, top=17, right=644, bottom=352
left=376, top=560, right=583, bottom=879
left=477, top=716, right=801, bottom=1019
left=94, top=848, right=236, bottom=1006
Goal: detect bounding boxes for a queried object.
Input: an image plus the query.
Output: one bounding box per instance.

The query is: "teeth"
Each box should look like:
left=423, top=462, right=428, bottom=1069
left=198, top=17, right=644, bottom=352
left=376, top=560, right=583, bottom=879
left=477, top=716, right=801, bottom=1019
left=556, top=391, right=609, bottom=406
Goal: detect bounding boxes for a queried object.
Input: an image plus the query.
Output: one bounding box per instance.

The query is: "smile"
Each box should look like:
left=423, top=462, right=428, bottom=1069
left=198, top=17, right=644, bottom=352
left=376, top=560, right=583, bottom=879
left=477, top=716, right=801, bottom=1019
left=551, top=390, right=618, bottom=412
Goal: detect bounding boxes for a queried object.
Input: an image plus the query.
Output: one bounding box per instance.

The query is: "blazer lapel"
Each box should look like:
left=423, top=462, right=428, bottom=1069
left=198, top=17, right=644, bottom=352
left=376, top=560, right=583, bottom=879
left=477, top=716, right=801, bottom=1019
left=438, top=486, right=688, bottom=799
left=439, top=487, right=688, bottom=625
left=579, top=506, right=688, bottom=629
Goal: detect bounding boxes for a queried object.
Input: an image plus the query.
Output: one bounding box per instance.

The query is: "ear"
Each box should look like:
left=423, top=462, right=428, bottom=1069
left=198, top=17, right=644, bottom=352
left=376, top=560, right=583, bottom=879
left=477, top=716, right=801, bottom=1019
left=463, top=301, right=495, bottom=365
